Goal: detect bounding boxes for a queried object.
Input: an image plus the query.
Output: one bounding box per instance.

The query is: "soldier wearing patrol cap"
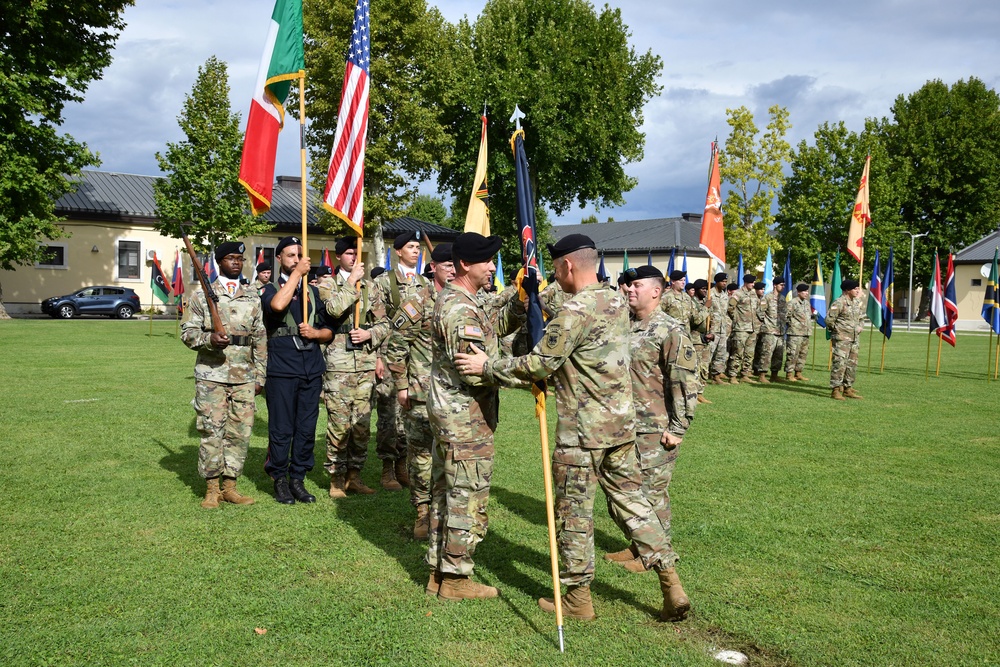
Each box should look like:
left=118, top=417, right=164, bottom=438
left=424, top=232, right=524, bottom=601
left=457, top=235, right=691, bottom=622
left=827, top=279, right=865, bottom=400
left=181, top=241, right=267, bottom=508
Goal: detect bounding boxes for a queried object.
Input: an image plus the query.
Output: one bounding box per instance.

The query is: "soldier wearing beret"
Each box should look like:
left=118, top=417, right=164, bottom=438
left=181, top=241, right=267, bottom=508
left=372, top=230, right=431, bottom=489
left=384, top=243, right=456, bottom=538
left=260, top=236, right=334, bottom=504
left=254, top=261, right=272, bottom=295
left=690, top=278, right=714, bottom=402
left=421, top=232, right=524, bottom=601
left=753, top=277, right=785, bottom=384
left=457, top=235, right=690, bottom=622
left=726, top=274, right=760, bottom=383
left=708, top=273, right=732, bottom=385
left=827, top=279, right=865, bottom=400
left=784, top=283, right=813, bottom=381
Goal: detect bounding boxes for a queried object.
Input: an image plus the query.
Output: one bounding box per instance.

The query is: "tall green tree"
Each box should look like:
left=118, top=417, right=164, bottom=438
left=154, top=57, right=268, bottom=250
left=0, top=0, right=133, bottom=316
left=719, top=105, right=792, bottom=270
left=405, top=194, right=448, bottom=227
left=437, top=0, right=663, bottom=265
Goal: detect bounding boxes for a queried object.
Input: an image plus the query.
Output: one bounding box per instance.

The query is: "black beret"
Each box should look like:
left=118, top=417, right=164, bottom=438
left=617, top=273, right=628, bottom=285
left=743, top=273, right=757, bottom=284
left=256, top=261, right=271, bottom=273
left=423, top=264, right=434, bottom=277
left=714, top=272, right=729, bottom=282
left=796, top=283, right=809, bottom=292
left=773, top=276, right=786, bottom=286
left=547, top=233, right=596, bottom=260
left=315, top=266, right=332, bottom=277
left=452, top=232, right=502, bottom=264
left=431, top=243, right=453, bottom=264
left=841, top=279, right=860, bottom=291
left=275, top=236, right=301, bottom=257
left=693, top=279, right=709, bottom=290
left=393, top=230, right=421, bottom=249
left=370, top=267, right=386, bottom=279
left=669, top=269, right=687, bottom=281
left=622, top=265, right=664, bottom=285
left=754, top=281, right=766, bottom=290
left=215, top=241, right=245, bottom=262
left=727, top=283, right=739, bottom=292
left=335, top=236, right=356, bottom=256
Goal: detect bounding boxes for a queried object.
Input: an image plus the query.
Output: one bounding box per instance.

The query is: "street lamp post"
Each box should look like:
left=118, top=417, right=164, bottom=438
left=900, top=230, right=929, bottom=332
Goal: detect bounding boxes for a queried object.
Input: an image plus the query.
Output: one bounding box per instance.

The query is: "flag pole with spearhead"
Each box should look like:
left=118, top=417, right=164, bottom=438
left=298, top=69, right=310, bottom=321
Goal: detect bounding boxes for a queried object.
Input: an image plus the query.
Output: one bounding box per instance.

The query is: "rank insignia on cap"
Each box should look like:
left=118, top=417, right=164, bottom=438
left=415, top=231, right=421, bottom=240
left=292, top=237, right=299, bottom=244
left=238, top=243, right=245, bottom=253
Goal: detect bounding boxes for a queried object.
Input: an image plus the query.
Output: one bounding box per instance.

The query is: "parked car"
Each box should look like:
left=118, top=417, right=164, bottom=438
left=41, top=286, right=141, bottom=319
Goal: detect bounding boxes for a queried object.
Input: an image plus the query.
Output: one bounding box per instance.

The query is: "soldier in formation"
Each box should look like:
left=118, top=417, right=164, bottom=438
left=827, top=279, right=865, bottom=400
left=753, top=277, right=785, bottom=384
left=726, top=274, right=759, bottom=384
left=708, top=273, right=731, bottom=385
left=784, top=283, right=813, bottom=381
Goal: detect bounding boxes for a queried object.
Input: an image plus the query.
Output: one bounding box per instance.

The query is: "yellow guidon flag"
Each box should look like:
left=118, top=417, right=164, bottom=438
left=464, top=113, right=490, bottom=235
left=846, top=154, right=871, bottom=263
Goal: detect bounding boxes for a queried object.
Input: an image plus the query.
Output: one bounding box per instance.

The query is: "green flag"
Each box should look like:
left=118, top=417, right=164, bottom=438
left=622, top=250, right=630, bottom=272
left=826, top=249, right=842, bottom=340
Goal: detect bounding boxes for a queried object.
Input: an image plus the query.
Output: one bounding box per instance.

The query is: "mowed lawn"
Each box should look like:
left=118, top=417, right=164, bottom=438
left=0, top=318, right=998, bottom=666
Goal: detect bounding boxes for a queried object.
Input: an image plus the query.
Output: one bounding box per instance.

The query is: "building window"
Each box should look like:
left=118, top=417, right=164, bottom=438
left=36, top=243, right=68, bottom=269
left=255, top=246, right=275, bottom=268
left=117, top=240, right=141, bottom=280
left=972, top=278, right=982, bottom=287
left=192, top=253, right=212, bottom=282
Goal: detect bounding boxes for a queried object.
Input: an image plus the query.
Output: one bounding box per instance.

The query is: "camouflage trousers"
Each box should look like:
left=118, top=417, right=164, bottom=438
left=404, top=400, right=434, bottom=507
left=709, top=331, right=730, bottom=377
left=830, top=336, right=859, bottom=389
left=634, top=432, right=680, bottom=568
left=192, top=379, right=255, bottom=479
left=727, top=331, right=757, bottom=378
left=694, top=342, right=708, bottom=393
left=374, top=371, right=406, bottom=461
left=754, top=333, right=779, bottom=374
left=554, top=442, right=671, bottom=587
left=426, top=439, right=494, bottom=576
left=323, top=370, right=375, bottom=473
left=772, top=336, right=785, bottom=373
left=785, top=334, right=810, bottom=373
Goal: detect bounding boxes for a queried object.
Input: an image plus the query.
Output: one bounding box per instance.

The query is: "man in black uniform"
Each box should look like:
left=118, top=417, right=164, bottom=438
left=261, top=236, right=333, bottom=505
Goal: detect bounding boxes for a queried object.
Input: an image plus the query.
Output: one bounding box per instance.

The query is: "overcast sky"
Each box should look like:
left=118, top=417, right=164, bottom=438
left=60, top=0, right=1000, bottom=225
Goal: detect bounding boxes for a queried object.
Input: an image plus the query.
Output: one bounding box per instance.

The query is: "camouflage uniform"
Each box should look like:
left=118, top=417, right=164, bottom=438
left=318, top=273, right=390, bottom=475
left=181, top=281, right=267, bottom=479
left=785, top=294, right=813, bottom=374
left=628, top=308, right=697, bottom=568
left=483, top=283, right=673, bottom=586
left=662, top=289, right=709, bottom=392
left=426, top=282, right=524, bottom=576
left=708, top=287, right=731, bottom=377
left=827, top=292, right=865, bottom=389
left=692, top=295, right=712, bottom=392
left=727, top=285, right=759, bottom=378
left=373, top=267, right=429, bottom=464
left=754, top=290, right=782, bottom=374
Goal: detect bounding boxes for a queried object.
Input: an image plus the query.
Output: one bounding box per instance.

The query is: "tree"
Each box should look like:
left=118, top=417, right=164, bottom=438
left=303, top=0, right=454, bottom=234
left=0, top=0, right=133, bottom=317
left=437, top=0, right=663, bottom=266
left=405, top=194, right=448, bottom=226
left=153, top=57, right=268, bottom=249
left=719, top=105, right=792, bottom=270
left=581, top=214, right=599, bottom=224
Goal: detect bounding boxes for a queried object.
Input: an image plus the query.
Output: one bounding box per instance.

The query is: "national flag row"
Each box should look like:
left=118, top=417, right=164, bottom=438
left=150, top=249, right=194, bottom=306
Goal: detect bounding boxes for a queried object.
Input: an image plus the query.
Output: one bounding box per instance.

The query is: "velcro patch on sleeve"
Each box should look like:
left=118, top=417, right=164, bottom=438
left=461, top=324, right=484, bottom=340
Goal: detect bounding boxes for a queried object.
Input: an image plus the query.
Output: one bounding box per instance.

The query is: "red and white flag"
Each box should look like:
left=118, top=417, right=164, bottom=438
left=322, top=0, right=371, bottom=236
left=699, top=142, right=726, bottom=266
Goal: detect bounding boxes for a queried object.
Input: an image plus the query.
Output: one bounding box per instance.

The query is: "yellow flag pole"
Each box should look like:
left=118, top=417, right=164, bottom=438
left=536, top=385, right=564, bottom=652
left=879, top=337, right=886, bottom=373
left=298, top=70, right=309, bottom=321
left=935, top=335, right=943, bottom=376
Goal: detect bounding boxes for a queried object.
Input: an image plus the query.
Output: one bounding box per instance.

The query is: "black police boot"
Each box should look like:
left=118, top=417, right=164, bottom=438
left=289, top=478, right=316, bottom=503
left=273, top=477, right=295, bottom=505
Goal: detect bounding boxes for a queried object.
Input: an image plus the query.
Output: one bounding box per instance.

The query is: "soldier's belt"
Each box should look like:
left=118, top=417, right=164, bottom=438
left=228, top=334, right=252, bottom=346
left=269, top=326, right=297, bottom=338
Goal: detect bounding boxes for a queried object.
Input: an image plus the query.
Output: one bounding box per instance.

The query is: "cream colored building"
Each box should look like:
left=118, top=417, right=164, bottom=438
left=953, top=229, right=1000, bottom=331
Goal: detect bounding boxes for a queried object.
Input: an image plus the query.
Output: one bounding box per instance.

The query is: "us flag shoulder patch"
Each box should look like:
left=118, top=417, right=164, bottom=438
left=462, top=325, right=483, bottom=339
left=403, top=303, right=419, bottom=319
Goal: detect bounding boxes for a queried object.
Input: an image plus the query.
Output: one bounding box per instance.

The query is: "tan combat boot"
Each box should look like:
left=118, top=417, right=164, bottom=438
left=770, top=370, right=781, bottom=383
left=831, top=387, right=845, bottom=401
left=604, top=543, right=639, bottom=563
left=539, top=585, right=596, bottom=621
left=425, top=570, right=442, bottom=596
left=413, top=504, right=430, bottom=541
left=786, top=372, right=797, bottom=382
left=220, top=477, right=254, bottom=505
left=742, top=374, right=757, bottom=384
left=394, top=458, right=410, bottom=488
left=844, top=387, right=864, bottom=400
left=329, top=470, right=347, bottom=499
left=729, top=375, right=740, bottom=385
left=712, top=374, right=726, bottom=386
left=381, top=460, right=402, bottom=491
left=201, top=477, right=221, bottom=509
left=757, top=372, right=770, bottom=384
left=795, top=372, right=810, bottom=382
left=697, top=394, right=712, bottom=404
left=346, top=469, right=376, bottom=495
left=658, top=568, right=691, bottom=621
left=437, top=573, right=499, bottom=601
left=621, top=556, right=651, bottom=574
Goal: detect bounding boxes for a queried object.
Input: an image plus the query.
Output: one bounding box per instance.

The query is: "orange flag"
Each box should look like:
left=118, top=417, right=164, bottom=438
left=699, top=142, right=726, bottom=265
left=846, top=155, right=871, bottom=263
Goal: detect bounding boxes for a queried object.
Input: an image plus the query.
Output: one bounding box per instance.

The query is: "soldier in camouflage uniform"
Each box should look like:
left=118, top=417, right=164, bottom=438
left=708, top=273, right=731, bottom=384
left=458, top=235, right=690, bottom=622
left=753, top=277, right=785, bottom=383
left=253, top=261, right=272, bottom=295
left=784, top=283, right=813, bottom=381
left=690, top=279, right=715, bottom=403
left=726, top=274, right=759, bottom=383
left=318, top=237, right=390, bottom=497
left=181, top=241, right=267, bottom=509
left=424, top=233, right=525, bottom=601
left=372, top=231, right=430, bottom=489
left=827, top=279, right=865, bottom=400
left=385, top=243, right=455, bottom=539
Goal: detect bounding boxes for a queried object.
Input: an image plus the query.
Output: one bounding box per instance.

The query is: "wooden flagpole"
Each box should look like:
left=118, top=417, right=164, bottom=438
left=298, top=70, right=309, bottom=321
left=536, top=386, right=564, bottom=652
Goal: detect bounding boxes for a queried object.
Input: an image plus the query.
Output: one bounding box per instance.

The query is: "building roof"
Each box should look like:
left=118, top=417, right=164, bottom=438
left=954, top=228, right=1000, bottom=264
left=55, top=170, right=459, bottom=239
left=550, top=214, right=708, bottom=254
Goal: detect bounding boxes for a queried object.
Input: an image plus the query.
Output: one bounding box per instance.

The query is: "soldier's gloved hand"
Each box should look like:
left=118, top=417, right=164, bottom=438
left=210, top=332, right=230, bottom=349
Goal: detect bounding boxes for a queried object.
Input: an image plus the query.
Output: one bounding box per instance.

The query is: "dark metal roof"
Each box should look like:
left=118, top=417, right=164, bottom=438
left=550, top=214, right=708, bottom=255
left=954, top=229, right=1000, bottom=264
left=383, top=216, right=460, bottom=240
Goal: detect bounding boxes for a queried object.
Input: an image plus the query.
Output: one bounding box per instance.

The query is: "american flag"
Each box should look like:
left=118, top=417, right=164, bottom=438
left=322, top=0, right=370, bottom=236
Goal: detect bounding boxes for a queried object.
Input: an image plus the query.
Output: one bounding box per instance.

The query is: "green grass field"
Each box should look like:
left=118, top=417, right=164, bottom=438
left=1, top=318, right=998, bottom=666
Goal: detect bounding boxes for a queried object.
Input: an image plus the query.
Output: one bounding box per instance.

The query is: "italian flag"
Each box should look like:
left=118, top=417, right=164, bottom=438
left=238, top=0, right=304, bottom=216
